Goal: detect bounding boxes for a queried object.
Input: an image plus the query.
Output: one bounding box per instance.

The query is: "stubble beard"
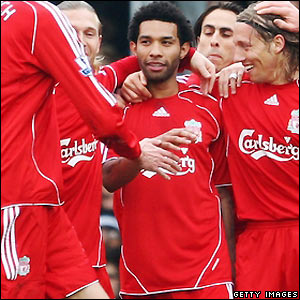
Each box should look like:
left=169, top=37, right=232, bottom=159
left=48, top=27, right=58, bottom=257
left=141, top=58, right=180, bottom=84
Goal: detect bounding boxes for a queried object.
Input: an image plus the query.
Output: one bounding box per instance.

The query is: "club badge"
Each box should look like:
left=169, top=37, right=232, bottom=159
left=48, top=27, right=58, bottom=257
left=18, top=256, right=30, bottom=276
left=287, top=109, right=299, bottom=134
left=184, top=119, right=202, bottom=143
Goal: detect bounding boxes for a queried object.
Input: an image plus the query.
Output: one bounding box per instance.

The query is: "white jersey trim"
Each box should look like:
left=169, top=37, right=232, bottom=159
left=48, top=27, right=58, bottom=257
left=1, top=203, right=63, bottom=210
left=23, top=1, right=37, bottom=54
left=35, top=1, right=118, bottom=108
left=119, top=281, right=234, bottom=297
left=216, top=183, right=232, bottom=188
left=65, top=279, right=99, bottom=298
left=208, top=156, right=215, bottom=194
left=226, top=282, right=234, bottom=299
left=94, top=223, right=103, bottom=267
left=92, top=264, right=106, bottom=268
left=1, top=207, right=20, bottom=280
left=1, top=206, right=20, bottom=280
left=89, top=75, right=117, bottom=107
left=194, top=195, right=223, bottom=286
left=31, top=115, right=63, bottom=205
left=119, top=196, right=226, bottom=294
left=178, top=90, right=221, bottom=141
left=101, top=64, right=118, bottom=92
left=37, top=1, right=83, bottom=56
left=120, top=246, right=149, bottom=293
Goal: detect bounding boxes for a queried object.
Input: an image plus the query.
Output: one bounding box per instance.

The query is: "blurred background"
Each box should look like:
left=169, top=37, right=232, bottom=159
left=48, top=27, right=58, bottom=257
left=49, top=1, right=299, bottom=298
left=49, top=1, right=261, bottom=64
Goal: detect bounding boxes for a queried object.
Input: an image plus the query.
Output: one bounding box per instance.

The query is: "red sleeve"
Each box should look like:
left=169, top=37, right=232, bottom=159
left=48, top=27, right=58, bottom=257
left=179, top=47, right=196, bottom=72
left=33, top=2, right=141, bottom=159
left=96, top=56, right=140, bottom=93
left=210, top=132, right=231, bottom=187
left=109, top=56, right=140, bottom=88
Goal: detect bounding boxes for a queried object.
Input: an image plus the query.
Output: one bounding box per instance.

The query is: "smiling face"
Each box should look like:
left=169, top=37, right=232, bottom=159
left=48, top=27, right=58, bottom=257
left=197, top=9, right=237, bottom=72
left=62, top=8, right=102, bottom=68
left=233, top=22, right=285, bottom=84
left=130, top=20, right=189, bottom=84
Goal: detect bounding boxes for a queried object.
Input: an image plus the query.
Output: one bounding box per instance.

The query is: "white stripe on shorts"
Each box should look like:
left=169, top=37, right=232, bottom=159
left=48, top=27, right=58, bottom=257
left=226, top=283, right=234, bottom=299
left=1, top=206, right=20, bottom=280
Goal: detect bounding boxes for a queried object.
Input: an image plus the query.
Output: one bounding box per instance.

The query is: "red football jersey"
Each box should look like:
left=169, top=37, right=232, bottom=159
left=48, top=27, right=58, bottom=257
left=179, top=74, right=231, bottom=188
left=1, top=1, right=140, bottom=208
left=55, top=57, right=140, bottom=267
left=107, top=82, right=232, bottom=295
left=221, top=79, right=299, bottom=221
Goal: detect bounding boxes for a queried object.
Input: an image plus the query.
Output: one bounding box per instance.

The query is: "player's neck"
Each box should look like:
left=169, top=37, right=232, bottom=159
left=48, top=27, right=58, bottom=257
left=270, top=71, right=298, bottom=85
left=148, top=77, right=179, bottom=99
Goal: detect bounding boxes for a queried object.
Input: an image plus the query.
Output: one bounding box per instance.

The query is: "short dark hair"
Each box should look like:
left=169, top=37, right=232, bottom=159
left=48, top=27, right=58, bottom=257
left=193, top=1, right=243, bottom=38
left=128, top=1, right=194, bottom=46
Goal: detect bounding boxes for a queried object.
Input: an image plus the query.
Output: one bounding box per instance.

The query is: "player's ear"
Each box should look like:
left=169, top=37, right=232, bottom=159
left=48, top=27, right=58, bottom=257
left=179, top=42, right=190, bottom=60
left=271, top=34, right=285, bottom=54
left=130, top=41, right=137, bottom=56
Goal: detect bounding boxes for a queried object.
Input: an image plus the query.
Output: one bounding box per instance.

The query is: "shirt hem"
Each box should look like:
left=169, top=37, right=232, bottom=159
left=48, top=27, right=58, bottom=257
left=1, top=202, right=64, bottom=210
left=65, top=279, right=99, bottom=298
left=119, top=281, right=234, bottom=296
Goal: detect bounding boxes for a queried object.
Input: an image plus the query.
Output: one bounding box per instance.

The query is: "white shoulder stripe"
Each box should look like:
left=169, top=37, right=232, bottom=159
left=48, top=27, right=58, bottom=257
left=89, top=76, right=117, bottom=107
left=31, top=1, right=117, bottom=106
left=35, top=2, right=117, bottom=107
left=23, top=1, right=38, bottom=54
left=36, top=1, right=84, bottom=57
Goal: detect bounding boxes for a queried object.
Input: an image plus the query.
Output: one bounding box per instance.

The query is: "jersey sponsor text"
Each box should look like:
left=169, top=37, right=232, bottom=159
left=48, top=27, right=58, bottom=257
left=239, top=129, right=299, bottom=161
left=60, top=138, right=98, bottom=167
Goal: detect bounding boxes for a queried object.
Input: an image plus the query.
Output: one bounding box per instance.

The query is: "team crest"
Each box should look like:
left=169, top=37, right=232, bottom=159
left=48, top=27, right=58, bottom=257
left=184, top=119, right=202, bottom=143
left=18, top=256, right=30, bottom=276
left=287, top=109, right=299, bottom=134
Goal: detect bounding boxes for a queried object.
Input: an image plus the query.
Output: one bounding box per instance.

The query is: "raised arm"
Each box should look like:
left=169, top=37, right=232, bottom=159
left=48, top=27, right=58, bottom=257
left=34, top=2, right=141, bottom=159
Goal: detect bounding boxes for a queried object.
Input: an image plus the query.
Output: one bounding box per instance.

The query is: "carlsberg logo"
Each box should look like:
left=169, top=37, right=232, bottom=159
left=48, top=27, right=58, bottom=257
left=239, top=129, right=299, bottom=161
left=60, top=138, right=98, bottom=167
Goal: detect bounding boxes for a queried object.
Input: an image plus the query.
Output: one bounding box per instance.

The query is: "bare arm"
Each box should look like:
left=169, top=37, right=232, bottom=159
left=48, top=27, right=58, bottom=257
left=255, top=1, right=299, bottom=32
left=103, top=128, right=197, bottom=192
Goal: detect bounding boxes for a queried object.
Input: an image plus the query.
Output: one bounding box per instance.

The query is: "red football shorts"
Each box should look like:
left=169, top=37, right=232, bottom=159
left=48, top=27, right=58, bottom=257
left=235, top=220, right=299, bottom=295
left=121, top=283, right=233, bottom=299
left=1, top=205, right=98, bottom=299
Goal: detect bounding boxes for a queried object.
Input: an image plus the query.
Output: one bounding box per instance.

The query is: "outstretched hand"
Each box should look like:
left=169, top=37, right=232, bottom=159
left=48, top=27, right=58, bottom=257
left=138, top=128, right=197, bottom=180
